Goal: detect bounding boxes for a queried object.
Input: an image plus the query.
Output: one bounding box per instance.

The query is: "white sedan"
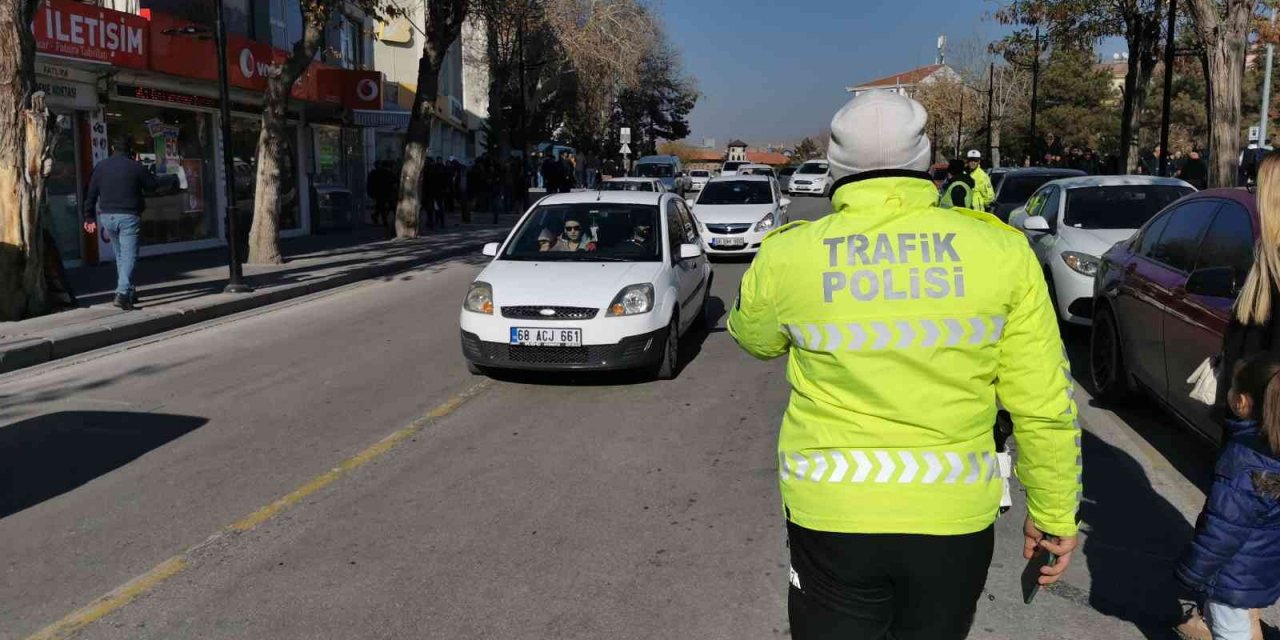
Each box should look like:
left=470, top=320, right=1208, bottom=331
left=599, top=177, right=667, bottom=193
left=460, top=191, right=713, bottom=379
left=1009, top=175, right=1195, bottom=325
left=688, top=169, right=712, bottom=191
left=789, top=160, right=832, bottom=197
left=688, top=175, right=790, bottom=256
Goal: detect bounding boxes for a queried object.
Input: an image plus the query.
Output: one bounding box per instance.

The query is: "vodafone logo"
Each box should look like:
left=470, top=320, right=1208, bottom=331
left=356, top=78, right=379, bottom=102
left=239, top=48, right=255, bottom=78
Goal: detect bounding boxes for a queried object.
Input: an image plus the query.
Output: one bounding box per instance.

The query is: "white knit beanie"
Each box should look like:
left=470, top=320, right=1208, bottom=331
left=826, top=90, right=932, bottom=182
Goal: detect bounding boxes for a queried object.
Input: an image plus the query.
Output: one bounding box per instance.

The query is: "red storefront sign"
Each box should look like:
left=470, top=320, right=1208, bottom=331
left=34, top=0, right=148, bottom=69
left=317, top=68, right=382, bottom=110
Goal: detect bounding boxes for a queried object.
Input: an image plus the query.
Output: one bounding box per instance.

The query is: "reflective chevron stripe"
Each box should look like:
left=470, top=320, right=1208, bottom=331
left=779, top=449, right=998, bottom=485
left=783, top=317, right=1008, bottom=352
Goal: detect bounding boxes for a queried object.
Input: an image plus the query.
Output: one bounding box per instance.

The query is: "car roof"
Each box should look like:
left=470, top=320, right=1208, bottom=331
left=606, top=177, right=659, bottom=182
left=707, top=174, right=772, bottom=183
left=1047, top=175, right=1194, bottom=189
left=1179, top=187, right=1257, bottom=211
left=739, top=163, right=772, bottom=168
left=1001, top=168, right=1088, bottom=178
left=535, top=191, right=670, bottom=206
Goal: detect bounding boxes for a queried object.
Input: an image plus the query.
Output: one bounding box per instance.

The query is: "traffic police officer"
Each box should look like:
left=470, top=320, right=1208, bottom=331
left=728, top=91, right=1080, bottom=640
left=965, top=149, right=995, bottom=211
left=939, top=158, right=974, bottom=209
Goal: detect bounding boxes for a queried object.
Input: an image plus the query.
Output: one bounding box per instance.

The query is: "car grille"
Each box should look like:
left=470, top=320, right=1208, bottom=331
left=705, top=223, right=752, bottom=235
left=501, top=306, right=598, bottom=320
left=793, top=180, right=812, bottom=185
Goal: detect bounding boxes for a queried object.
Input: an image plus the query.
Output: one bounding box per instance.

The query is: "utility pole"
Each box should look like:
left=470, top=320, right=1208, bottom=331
left=1159, top=0, right=1178, bottom=177
left=986, top=62, right=995, bottom=165
left=1261, top=6, right=1277, bottom=148
left=1029, top=25, right=1041, bottom=165
left=955, top=90, right=964, bottom=157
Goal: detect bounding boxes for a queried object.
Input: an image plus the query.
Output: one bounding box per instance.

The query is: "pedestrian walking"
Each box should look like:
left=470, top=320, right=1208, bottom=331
left=367, top=161, right=395, bottom=230
left=558, top=151, right=576, bottom=193
left=1241, top=136, right=1266, bottom=187
left=540, top=153, right=561, bottom=193
left=430, top=157, right=448, bottom=229
left=965, top=149, right=995, bottom=212
left=83, top=136, right=158, bottom=311
left=938, top=159, right=974, bottom=209
left=1178, top=150, right=1209, bottom=190
left=727, top=91, right=1079, bottom=640
left=1175, top=352, right=1280, bottom=640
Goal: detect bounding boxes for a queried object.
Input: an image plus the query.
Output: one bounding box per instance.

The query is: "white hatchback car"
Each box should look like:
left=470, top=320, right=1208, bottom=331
left=460, top=191, right=713, bottom=379
left=1009, top=175, right=1195, bottom=325
left=789, top=160, right=832, bottom=197
left=599, top=177, right=667, bottom=193
left=688, top=169, right=712, bottom=191
left=688, top=175, right=790, bottom=256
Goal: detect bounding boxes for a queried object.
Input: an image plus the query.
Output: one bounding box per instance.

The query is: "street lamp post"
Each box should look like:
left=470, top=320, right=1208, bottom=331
left=213, top=0, right=251, bottom=293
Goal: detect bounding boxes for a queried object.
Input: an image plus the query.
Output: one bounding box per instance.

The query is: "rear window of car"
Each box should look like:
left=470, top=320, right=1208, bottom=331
left=722, top=162, right=746, bottom=171
left=690, top=170, right=710, bottom=177
left=998, top=176, right=1062, bottom=204
left=1063, top=185, right=1194, bottom=229
left=600, top=181, right=654, bottom=192
left=636, top=163, right=674, bottom=178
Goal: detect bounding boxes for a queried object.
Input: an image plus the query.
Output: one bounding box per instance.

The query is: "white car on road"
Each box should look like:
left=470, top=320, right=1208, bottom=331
left=737, top=163, right=777, bottom=179
left=688, top=169, right=712, bottom=191
left=1009, top=175, right=1195, bottom=325
left=460, top=191, right=713, bottom=379
left=688, top=175, right=791, bottom=256
left=599, top=177, right=667, bottom=193
left=789, top=160, right=832, bottom=197
left=719, top=161, right=747, bottom=177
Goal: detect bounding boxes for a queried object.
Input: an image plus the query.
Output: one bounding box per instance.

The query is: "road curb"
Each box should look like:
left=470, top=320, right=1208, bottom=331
left=0, top=238, right=494, bottom=375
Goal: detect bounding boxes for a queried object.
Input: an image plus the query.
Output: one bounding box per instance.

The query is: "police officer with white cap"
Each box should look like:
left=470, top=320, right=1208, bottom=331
left=964, top=149, right=995, bottom=211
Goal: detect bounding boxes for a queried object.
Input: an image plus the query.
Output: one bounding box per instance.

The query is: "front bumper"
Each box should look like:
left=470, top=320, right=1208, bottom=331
left=461, top=327, right=667, bottom=371
left=789, top=181, right=827, bottom=195
left=701, top=227, right=766, bottom=255
left=1051, top=261, right=1095, bottom=326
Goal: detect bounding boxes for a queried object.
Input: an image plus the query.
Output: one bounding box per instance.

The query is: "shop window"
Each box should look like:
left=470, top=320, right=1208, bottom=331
left=44, top=115, right=82, bottom=262
left=103, top=103, right=217, bottom=246
left=230, top=116, right=300, bottom=230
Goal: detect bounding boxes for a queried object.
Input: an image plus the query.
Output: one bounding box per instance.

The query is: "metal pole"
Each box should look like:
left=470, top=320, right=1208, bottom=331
left=955, top=90, right=964, bottom=157
left=1159, top=0, right=1178, bottom=177
left=214, top=0, right=251, bottom=293
left=986, top=62, right=995, bottom=165
left=1029, top=25, right=1041, bottom=165
left=1261, top=7, right=1277, bottom=147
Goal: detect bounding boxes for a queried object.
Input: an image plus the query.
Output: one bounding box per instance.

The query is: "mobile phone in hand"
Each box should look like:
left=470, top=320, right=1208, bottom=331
left=1021, top=536, right=1059, bottom=604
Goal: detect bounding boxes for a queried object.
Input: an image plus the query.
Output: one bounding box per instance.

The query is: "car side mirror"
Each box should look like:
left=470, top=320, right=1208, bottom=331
left=679, top=243, right=704, bottom=260
left=481, top=242, right=499, bottom=257
left=1186, top=266, right=1237, bottom=298
left=780, top=197, right=792, bottom=208
left=1021, top=216, right=1050, bottom=232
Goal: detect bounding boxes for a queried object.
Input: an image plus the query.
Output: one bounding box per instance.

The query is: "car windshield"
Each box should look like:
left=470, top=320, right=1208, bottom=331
left=502, top=203, right=662, bottom=262
left=722, top=162, right=746, bottom=172
left=1063, top=185, right=1194, bottom=229
left=998, top=176, right=1064, bottom=204
left=797, top=162, right=828, bottom=175
left=636, top=163, right=674, bottom=178
left=691, top=170, right=710, bottom=177
left=600, top=180, right=654, bottom=192
left=697, top=181, right=773, bottom=205
left=742, top=168, right=772, bottom=176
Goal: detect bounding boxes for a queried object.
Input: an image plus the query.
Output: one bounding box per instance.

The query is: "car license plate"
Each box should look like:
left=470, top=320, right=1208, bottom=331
left=711, top=237, right=746, bottom=248
left=510, top=327, right=582, bottom=347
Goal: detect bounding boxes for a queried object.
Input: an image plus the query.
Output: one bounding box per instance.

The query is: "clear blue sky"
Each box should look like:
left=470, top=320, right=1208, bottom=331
left=660, top=0, right=1039, bottom=148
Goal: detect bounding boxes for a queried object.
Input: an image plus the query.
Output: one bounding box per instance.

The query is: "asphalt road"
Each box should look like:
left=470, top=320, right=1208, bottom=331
left=1, top=195, right=1272, bottom=639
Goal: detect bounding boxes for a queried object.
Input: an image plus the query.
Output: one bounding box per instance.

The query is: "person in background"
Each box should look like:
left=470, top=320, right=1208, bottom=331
left=1178, top=150, right=1209, bottom=190
left=430, top=157, right=448, bottom=229
left=558, top=151, right=576, bottom=193
left=83, top=136, right=157, bottom=311
left=1241, top=135, right=1266, bottom=187
left=1140, top=145, right=1163, bottom=176
left=541, top=153, right=561, bottom=193
left=965, top=149, right=995, bottom=211
left=468, top=156, right=490, bottom=223
left=367, top=160, right=395, bottom=230
left=1175, top=352, right=1280, bottom=640
left=938, top=159, right=974, bottom=209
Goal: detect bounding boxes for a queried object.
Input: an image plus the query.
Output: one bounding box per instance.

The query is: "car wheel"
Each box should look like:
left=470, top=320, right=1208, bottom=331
left=650, top=313, right=680, bottom=380
left=1090, top=304, right=1130, bottom=403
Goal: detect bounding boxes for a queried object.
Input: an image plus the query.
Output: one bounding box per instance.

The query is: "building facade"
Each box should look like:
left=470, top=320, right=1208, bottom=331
left=845, top=63, right=958, bottom=98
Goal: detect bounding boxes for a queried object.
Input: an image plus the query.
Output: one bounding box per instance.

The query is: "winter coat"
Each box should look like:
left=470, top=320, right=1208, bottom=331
left=1177, top=419, right=1280, bottom=608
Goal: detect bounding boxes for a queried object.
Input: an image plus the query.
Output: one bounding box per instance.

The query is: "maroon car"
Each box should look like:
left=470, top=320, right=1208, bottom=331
left=1090, top=189, right=1258, bottom=443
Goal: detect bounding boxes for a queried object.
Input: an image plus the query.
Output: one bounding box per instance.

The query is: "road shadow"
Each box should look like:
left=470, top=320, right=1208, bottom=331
left=1062, top=326, right=1216, bottom=493
left=0, top=411, right=207, bottom=518
left=1077, top=428, right=1195, bottom=639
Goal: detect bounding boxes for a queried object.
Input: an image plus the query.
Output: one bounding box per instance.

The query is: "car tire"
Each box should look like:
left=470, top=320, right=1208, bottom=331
left=650, top=313, right=680, bottom=381
left=1090, top=304, right=1130, bottom=404
left=701, top=274, right=716, bottom=332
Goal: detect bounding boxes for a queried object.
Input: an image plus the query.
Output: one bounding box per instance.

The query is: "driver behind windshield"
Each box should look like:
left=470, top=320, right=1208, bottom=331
left=624, top=221, right=653, bottom=250
left=551, top=217, right=596, bottom=252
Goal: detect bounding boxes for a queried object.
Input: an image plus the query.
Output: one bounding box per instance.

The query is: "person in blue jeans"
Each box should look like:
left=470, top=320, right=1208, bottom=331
left=1176, top=352, right=1280, bottom=639
left=82, top=137, right=156, bottom=310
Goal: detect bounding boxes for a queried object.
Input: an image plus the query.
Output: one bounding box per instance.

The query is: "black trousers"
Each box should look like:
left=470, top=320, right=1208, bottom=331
left=787, top=521, right=994, bottom=640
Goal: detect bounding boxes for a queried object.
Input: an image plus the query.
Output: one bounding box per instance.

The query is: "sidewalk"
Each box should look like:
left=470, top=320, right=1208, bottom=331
left=0, top=213, right=517, bottom=374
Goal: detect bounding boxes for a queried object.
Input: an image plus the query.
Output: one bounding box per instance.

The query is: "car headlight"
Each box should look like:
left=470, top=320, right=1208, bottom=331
left=1061, top=251, right=1100, bottom=277
left=754, top=212, right=776, bottom=232
left=607, top=283, right=654, bottom=317
left=464, top=281, right=494, bottom=314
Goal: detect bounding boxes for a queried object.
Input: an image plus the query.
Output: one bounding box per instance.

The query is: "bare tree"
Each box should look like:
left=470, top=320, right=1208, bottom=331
left=0, top=0, right=58, bottom=320
left=1186, top=0, right=1258, bottom=187
left=394, top=0, right=468, bottom=238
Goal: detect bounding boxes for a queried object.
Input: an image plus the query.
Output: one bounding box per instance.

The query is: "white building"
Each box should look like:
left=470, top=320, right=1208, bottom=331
left=845, top=64, right=958, bottom=98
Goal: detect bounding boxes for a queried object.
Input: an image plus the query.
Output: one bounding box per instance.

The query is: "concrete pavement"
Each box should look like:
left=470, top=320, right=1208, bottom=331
left=1, top=196, right=1272, bottom=639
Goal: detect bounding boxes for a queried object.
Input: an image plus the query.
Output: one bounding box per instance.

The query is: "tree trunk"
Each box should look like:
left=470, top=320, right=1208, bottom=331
left=991, top=118, right=1003, bottom=168
left=395, top=56, right=443, bottom=238
left=247, top=13, right=328, bottom=264
left=1120, top=12, right=1161, bottom=175
left=1187, top=0, right=1255, bottom=188
left=0, top=0, right=56, bottom=321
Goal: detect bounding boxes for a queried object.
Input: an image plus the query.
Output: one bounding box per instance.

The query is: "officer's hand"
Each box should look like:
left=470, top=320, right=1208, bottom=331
left=1023, top=516, right=1078, bottom=585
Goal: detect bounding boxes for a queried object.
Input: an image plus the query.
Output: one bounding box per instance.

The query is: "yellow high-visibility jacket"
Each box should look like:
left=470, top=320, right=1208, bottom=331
left=970, top=166, right=996, bottom=211
left=728, top=177, right=1080, bottom=537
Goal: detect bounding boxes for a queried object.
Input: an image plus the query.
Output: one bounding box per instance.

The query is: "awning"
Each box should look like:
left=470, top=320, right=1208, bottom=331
left=352, top=109, right=411, bottom=128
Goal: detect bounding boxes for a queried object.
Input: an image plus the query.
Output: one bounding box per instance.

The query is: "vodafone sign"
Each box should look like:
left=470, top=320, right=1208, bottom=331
left=356, top=78, right=379, bottom=102
left=34, top=0, right=148, bottom=69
